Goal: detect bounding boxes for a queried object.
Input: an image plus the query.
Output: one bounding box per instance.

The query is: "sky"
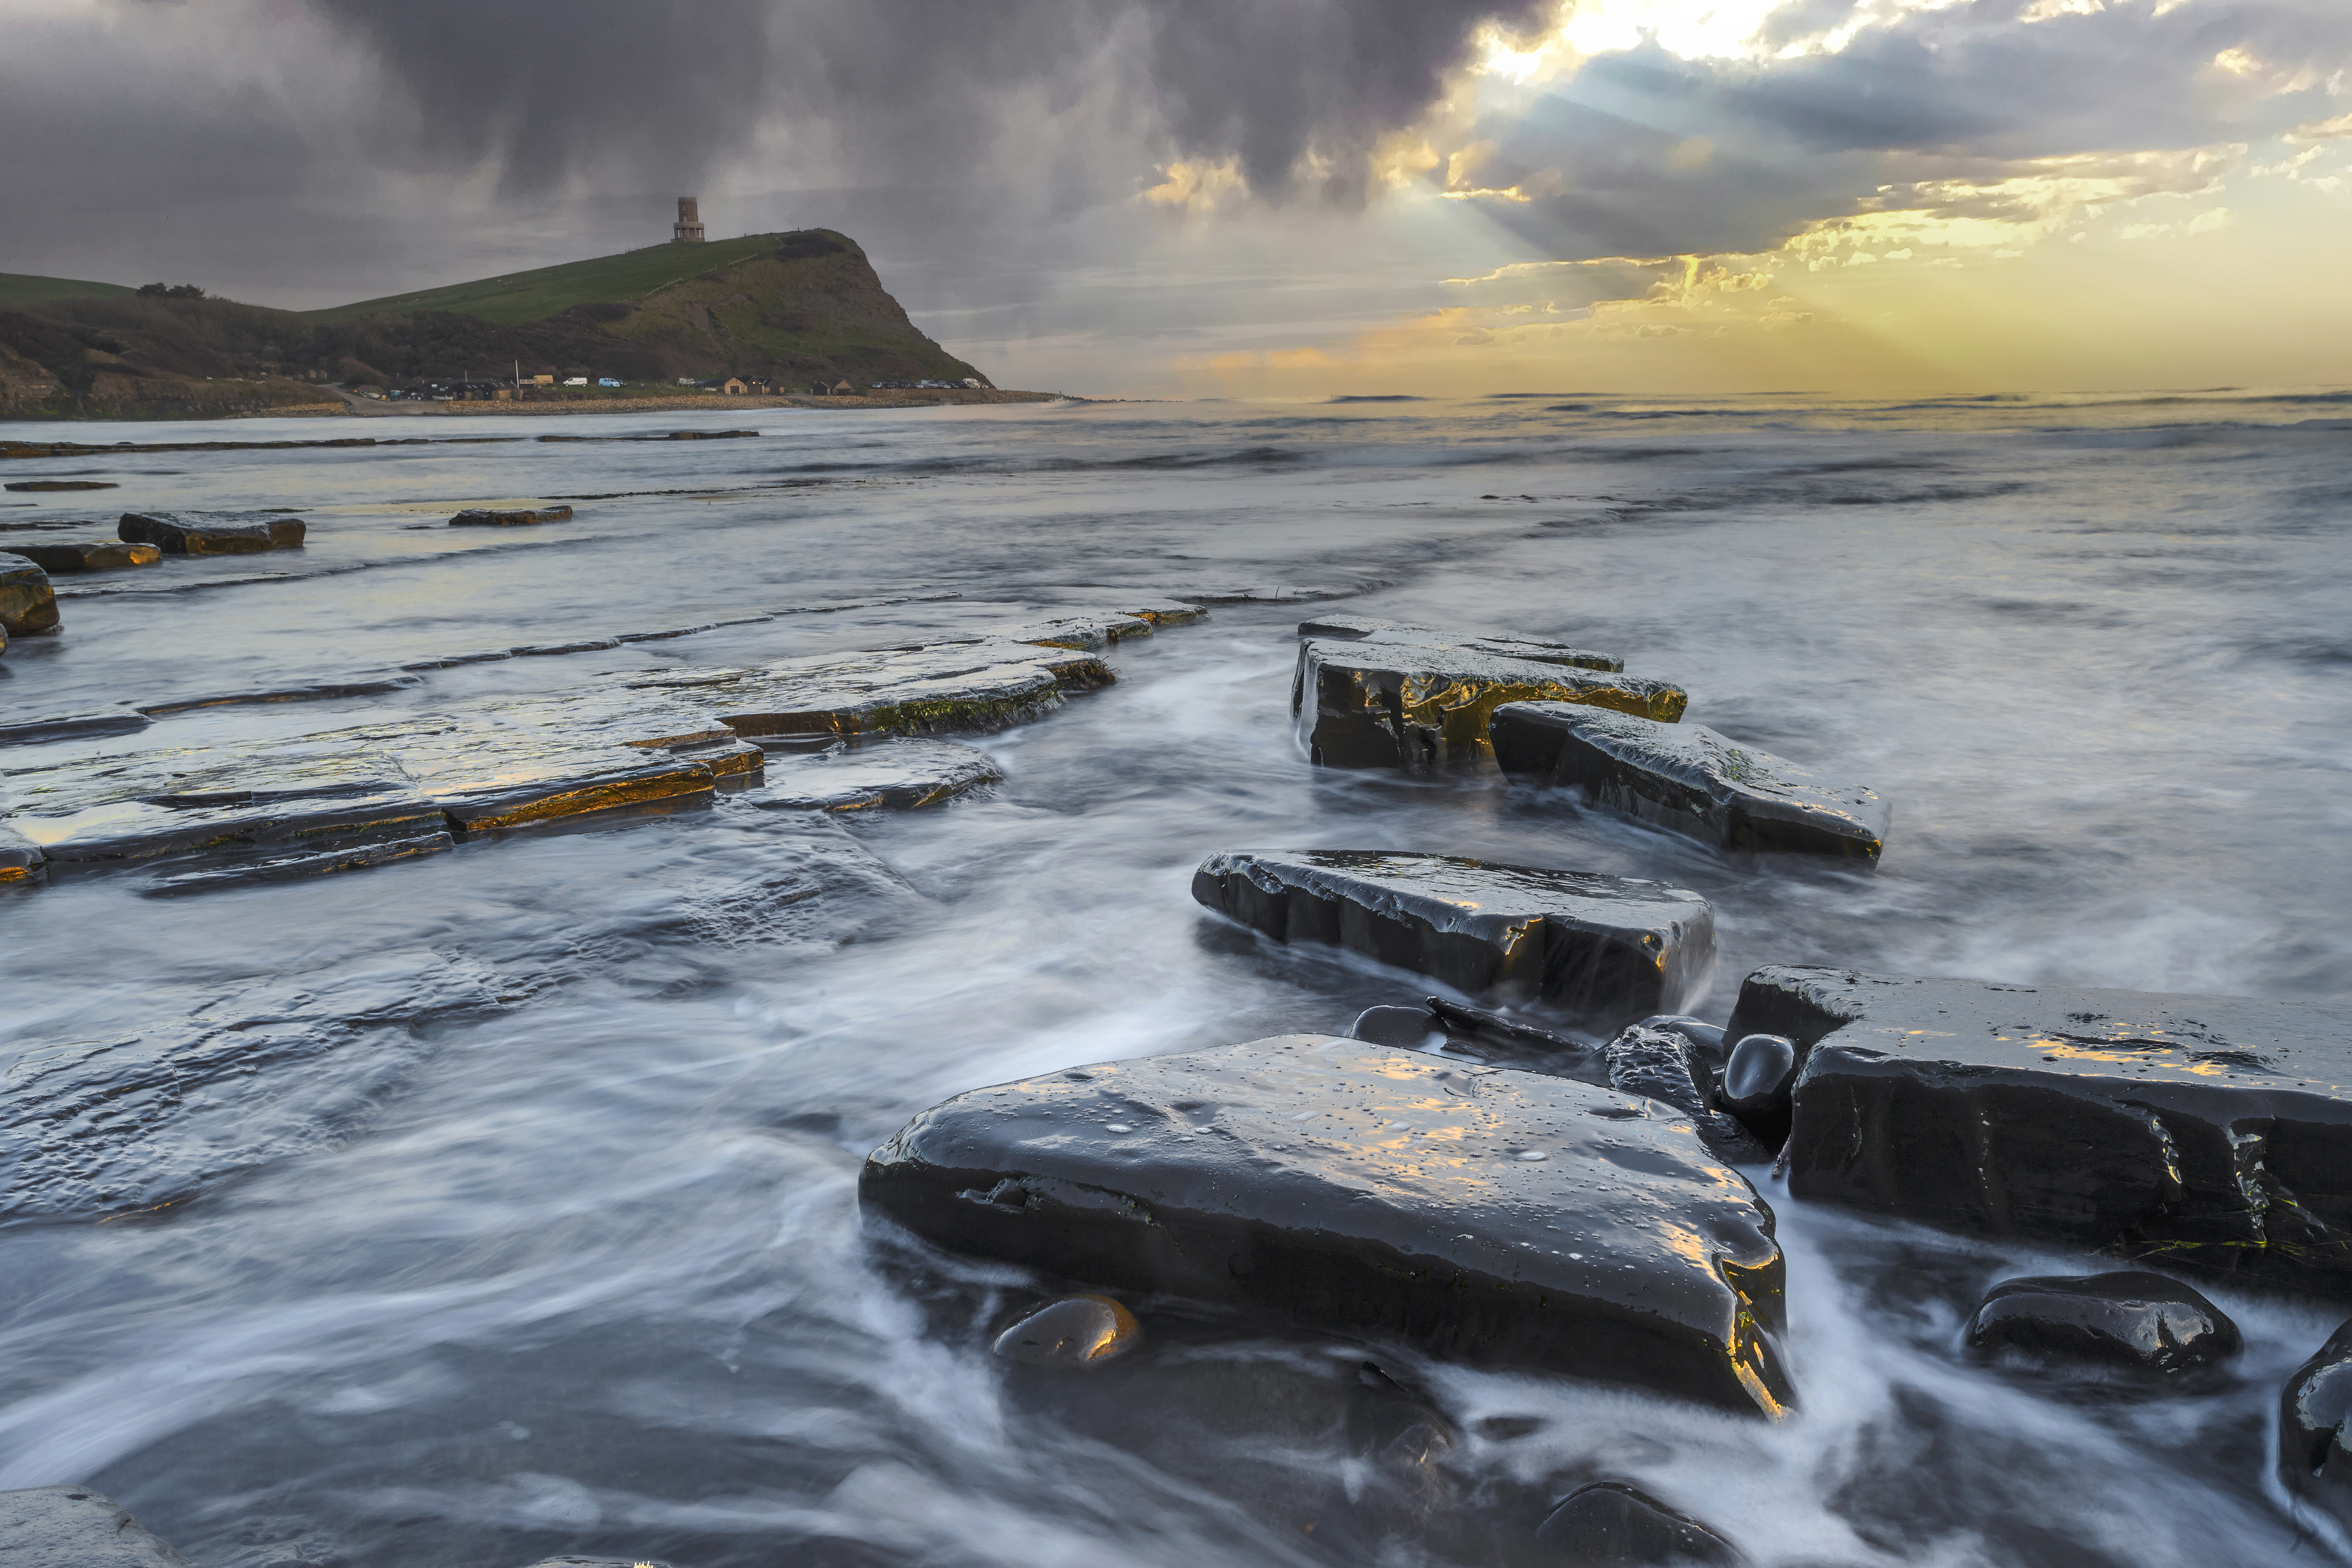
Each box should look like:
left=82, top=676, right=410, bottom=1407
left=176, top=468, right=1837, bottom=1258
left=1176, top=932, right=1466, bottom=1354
left=3, top=0, right=2349, bottom=397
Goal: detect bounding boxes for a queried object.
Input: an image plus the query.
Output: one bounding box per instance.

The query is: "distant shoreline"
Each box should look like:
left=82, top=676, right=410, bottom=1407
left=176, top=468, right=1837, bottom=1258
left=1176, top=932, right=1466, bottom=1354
left=296, top=387, right=1067, bottom=418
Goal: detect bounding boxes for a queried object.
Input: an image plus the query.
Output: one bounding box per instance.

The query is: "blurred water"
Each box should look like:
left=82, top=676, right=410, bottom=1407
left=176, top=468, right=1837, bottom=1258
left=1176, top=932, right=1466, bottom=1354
left=1, top=390, right=2349, bottom=1567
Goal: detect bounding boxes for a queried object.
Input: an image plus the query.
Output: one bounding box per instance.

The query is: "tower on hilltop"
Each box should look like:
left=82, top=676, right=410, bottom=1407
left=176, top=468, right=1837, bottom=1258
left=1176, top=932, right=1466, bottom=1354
left=673, top=196, right=705, bottom=244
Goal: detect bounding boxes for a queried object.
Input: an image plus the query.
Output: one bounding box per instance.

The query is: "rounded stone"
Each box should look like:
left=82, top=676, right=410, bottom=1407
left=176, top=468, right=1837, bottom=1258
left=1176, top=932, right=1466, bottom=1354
left=1533, top=1481, right=1740, bottom=1566
left=1966, top=1271, right=2240, bottom=1375
left=990, top=1294, right=1141, bottom=1368
left=2278, top=1314, right=2352, bottom=1517
left=1717, top=1033, right=1797, bottom=1144
left=1350, top=1004, right=1443, bottom=1047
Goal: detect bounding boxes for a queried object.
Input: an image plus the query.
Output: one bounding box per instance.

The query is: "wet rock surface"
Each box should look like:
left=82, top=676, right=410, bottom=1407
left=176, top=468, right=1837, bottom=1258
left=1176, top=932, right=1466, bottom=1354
left=754, top=738, right=1001, bottom=811
left=0, top=553, right=60, bottom=637
left=1000, top=611, right=1155, bottom=650
left=1602, top=1023, right=1772, bottom=1163
left=861, top=1033, right=1791, bottom=1413
left=0, top=823, right=42, bottom=885
left=1296, top=612, right=1624, bottom=671
left=3, top=478, right=118, bottom=491
left=1966, top=1271, right=2240, bottom=1375
left=0, top=1484, right=195, bottom=1566
left=449, top=505, right=576, bottom=526
left=1731, top=966, right=2352, bottom=1291
left=626, top=639, right=1108, bottom=742
left=1294, top=637, right=1685, bottom=772
left=5, top=540, right=162, bottom=574
left=2280, top=1316, right=2352, bottom=1520
left=1715, top=1033, right=1797, bottom=1147
left=992, top=1294, right=1143, bottom=1367
left=1193, top=849, right=1714, bottom=1025
left=118, top=510, right=305, bottom=554
left=1491, top=702, right=1888, bottom=862
left=1533, top=1481, right=1742, bottom=1567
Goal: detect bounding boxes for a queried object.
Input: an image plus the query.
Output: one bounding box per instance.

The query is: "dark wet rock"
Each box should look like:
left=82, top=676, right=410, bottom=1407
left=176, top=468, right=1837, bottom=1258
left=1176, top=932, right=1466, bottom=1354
left=319, top=714, right=723, bottom=835
left=516, top=1559, right=678, bottom=1568
left=1349, top=1003, right=1445, bottom=1047
left=1966, top=1271, right=2239, bottom=1375
left=5, top=540, right=161, bottom=574
left=512, top=637, right=622, bottom=656
left=1715, top=1033, right=1797, bottom=1148
left=145, top=827, right=454, bottom=894
left=118, top=510, right=304, bottom=554
left=1296, top=613, right=1623, bottom=672
left=134, top=674, right=420, bottom=716
left=1603, top=1024, right=1772, bottom=1163
left=1490, top=703, right=1888, bottom=863
left=0, top=949, right=507, bottom=1220
left=0, top=1483, right=195, bottom=1566
left=1295, top=638, right=1685, bottom=772
left=1192, top=849, right=1714, bottom=1025
left=397, top=647, right=517, bottom=670
left=448, top=504, right=574, bottom=526
left=625, top=640, right=1108, bottom=743
left=1639, top=1014, right=1728, bottom=1063
left=1174, top=584, right=1352, bottom=604
left=1534, top=1481, right=1741, bottom=1567
left=3, top=478, right=118, bottom=491
left=0, top=706, right=150, bottom=745
left=0, top=554, right=60, bottom=637
left=861, top=1033, right=1791, bottom=1413
left=754, top=738, right=1000, bottom=811
left=1427, top=996, right=1601, bottom=1074
left=0, top=824, right=43, bottom=887
left=1002, top=612, right=1154, bottom=650
left=992, top=1294, right=1143, bottom=1367
left=2279, top=1316, right=2352, bottom=1516
left=1730, top=966, right=2352, bottom=1291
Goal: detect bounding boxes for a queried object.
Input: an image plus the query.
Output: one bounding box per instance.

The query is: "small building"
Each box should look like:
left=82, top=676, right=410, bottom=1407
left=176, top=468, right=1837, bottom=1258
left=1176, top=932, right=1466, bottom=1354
left=720, top=377, right=747, bottom=395
left=673, top=196, right=705, bottom=244
left=531, top=374, right=554, bottom=386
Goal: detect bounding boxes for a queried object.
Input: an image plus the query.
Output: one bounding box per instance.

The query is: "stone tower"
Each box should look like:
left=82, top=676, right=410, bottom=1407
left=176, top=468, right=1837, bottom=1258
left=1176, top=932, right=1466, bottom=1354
left=673, top=196, right=705, bottom=244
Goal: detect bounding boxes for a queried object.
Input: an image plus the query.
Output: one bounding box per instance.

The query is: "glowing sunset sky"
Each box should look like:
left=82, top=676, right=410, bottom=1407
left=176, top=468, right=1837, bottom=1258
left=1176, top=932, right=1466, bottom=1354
left=5, top=0, right=2348, bottom=396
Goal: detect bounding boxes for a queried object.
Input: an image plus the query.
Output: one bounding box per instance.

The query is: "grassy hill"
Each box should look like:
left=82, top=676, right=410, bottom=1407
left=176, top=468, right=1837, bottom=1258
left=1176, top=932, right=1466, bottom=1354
left=307, top=234, right=785, bottom=326
left=0, top=271, right=138, bottom=308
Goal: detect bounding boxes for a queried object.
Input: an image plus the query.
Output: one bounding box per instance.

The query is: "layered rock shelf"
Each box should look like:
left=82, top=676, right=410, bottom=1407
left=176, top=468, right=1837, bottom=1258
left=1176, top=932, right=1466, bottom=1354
left=4, top=540, right=161, bottom=574
left=1491, top=701, right=1889, bottom=862
left=1296, top=612, right=1623, bottom=671
left=755, top=738, right=1003, bottom=811
left=1192, top=849, right=1714, bottom=1024
left=1293, top=636, right=1686, bottom=772
left=118, top=510, right=306, bottom=554
left=860, top=1034, right=1792, bottom=1414
left=1729, top=965, right=2352, bottom=1292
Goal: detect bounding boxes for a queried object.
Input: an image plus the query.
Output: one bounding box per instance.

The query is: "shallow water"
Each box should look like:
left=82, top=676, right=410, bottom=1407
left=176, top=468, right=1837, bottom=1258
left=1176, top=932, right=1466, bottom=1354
left=2, top=390, right=2350, bottom=1567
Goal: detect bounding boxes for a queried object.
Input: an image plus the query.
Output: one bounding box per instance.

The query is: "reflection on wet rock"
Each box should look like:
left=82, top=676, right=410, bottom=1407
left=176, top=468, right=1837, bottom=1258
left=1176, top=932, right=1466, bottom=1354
left=448, top=505, right=575, bottom=526
left=861, top=1034, right=1792, bottom=1413
left=1295, top=637, right=1685, bottom=772
left=1489, top=702, right=1888, bottom=863
left=0, top=823, right=42, bottom=885
left=1533, top=1481, right=1741, bottom=1567
left=0, top=552, right=60, bottom=637
left=1295, top=612, right=1624, bottom=671
left=1716, top=1034, right=1798, bottom=1147
left=1734, top=966, right=2352, bottom=1290
left=755, top=739, right=1002, bottom=811
left=5, top=539, right=161, bottom=574
left=2279, top=1316, right=2352, bottom=1523
left=0, top=1484, right=197, bottom=1567
left=118, top=510, right=306, bottom=554
left=1603, top=1024, right=1771, bottom=1163
left=1192, top=849, right=1714, bottom=1025
left=992, top=1294, right=1143, bottom=1367
left=1965, top=1271, right=2240, bottom=1375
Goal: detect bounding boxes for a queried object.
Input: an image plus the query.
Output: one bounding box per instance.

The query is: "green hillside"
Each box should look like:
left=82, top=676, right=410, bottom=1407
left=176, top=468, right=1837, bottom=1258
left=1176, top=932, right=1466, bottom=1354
left=308, top=234, right=786, bottom=325
left=0, top=271, right=138, bottom=308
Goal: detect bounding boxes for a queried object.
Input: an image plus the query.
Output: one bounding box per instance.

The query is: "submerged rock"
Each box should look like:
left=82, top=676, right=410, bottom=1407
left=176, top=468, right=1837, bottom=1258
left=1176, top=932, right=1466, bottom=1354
left=0, top=707, right=150, bottom=746
left=117, top=510, right=304, bottom=554
left=1602, top=1024, right=1771, bottom=1163
left=625, top=639, right=1108, bottom=743
left=992, top=1294, right=1143, bottom=1367
left=0, top=1484, right=195, bottom=1566
left=1296, top=613, right=1623, bottom=672
left=1294, top=638, right=1685, bottom=772
left=861, top=1034, right=1791, bottom=1413
left=1729, top=966, right=2352, bottom=1292
left=134, top=674, right=420, bottom=716
left=5, top=540, right=161, bottom=574
left=1715, top=1034, right=1797, bottom=1147
left=448, top=504, right=574, bottom=526
left=1192, top=849, right=1714, bottom=1025
left=0, top=553, right=60, bottom=637
left=754, top=738, right=1001, bottom=811
left=1966, top=1272, right=2240, bottom=1375
left=1533, top=1481, right=1741, bottom=1567
left=1490, top=703, right=1888, bottom=863
left=2279, top=1317, right=2352, bottom=1521
left=1002, top=612, right=1155, bottom=650
left=0, top=824, right=43, bottom=886
left=2, top=478, right=118, bottom=491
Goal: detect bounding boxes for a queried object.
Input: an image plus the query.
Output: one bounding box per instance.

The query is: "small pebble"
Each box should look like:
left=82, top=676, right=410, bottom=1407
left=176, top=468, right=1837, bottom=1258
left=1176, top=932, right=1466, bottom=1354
left=992, top=1294, right=1143, bottom=1368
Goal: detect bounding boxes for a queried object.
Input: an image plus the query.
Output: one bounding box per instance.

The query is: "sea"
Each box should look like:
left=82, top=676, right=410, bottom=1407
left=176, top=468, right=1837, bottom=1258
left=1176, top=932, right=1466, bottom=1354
left=1, top=389, right=2348, bottom=1568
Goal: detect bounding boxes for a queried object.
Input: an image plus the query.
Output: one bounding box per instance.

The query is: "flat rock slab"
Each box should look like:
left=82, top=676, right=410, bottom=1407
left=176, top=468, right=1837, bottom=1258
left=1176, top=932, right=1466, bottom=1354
left=625, top=639, right=1110, bottom=742
left=0, top=707, right=150, bottom=746
left=6, top=540, right=160, bottom=574
left=118, top=510, right=304, bottom=553
left=449, top=505, right=574, bottom=526
left=3, top=479, right=118, bottom=491
left=755, top=739, right=1002, bottom=810
left=1000, top=612, right=1154, bottom=650
left=861, top=1034, right=1790, bottom=1413
left=320, top=714, right=724, bottom=834
left=0, top=1484, right=194, bottom=1566
left=0, top=554, right=59, bottom=637
left=1727, top=966, right=2352, bottom=1294
left=1193, top=849, right=1714, bottom=1024
left=1294, top=638, right=1685, bottom=772
left=1296, top=613, right=1622, bottom=672
left=1491, top=702, right=1888, bottom=863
